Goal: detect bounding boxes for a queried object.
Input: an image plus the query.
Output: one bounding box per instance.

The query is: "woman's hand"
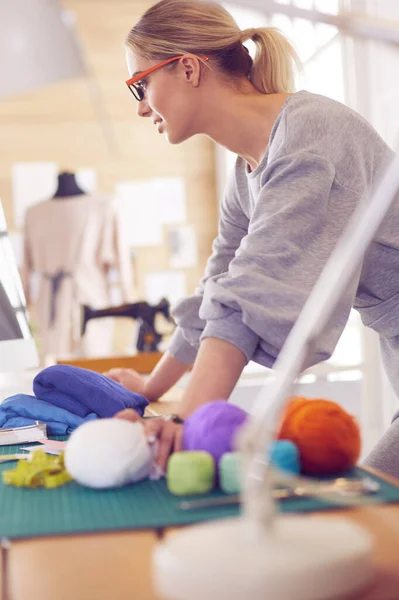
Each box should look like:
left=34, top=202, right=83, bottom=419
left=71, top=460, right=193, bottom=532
left=103, top=368, right=146, bottom=396
left=115, top=409, right=183, bottom=474
left=104, top=352, right=190, bottom=404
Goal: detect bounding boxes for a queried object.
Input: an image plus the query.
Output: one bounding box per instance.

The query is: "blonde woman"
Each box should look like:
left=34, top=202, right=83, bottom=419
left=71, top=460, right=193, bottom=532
left=106, top=0, right=399, bottom=476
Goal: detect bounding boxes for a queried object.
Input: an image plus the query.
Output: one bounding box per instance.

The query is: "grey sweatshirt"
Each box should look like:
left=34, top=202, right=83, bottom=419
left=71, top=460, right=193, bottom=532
left=168, top=90, right=399, bottom=394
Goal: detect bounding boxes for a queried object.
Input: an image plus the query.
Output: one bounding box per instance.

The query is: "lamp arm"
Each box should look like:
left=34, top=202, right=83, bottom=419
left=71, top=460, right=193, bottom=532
left=239, top=151, right=399, bottom=531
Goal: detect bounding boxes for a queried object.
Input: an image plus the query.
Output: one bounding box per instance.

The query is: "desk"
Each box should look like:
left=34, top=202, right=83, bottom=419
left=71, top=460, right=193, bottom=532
left=3, top=397, right=399, bottom=600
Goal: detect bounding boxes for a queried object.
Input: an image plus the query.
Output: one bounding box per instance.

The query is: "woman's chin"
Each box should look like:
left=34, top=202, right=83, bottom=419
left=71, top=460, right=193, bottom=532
left=165, top=128, right=194, bottom=145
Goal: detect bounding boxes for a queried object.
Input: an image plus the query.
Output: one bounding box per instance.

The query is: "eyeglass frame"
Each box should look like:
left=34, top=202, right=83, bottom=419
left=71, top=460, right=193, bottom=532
left=125, top=54, right=209, bottom=101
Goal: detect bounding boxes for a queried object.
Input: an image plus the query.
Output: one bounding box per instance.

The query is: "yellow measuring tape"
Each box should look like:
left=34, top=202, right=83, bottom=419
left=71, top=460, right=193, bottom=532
left=2, top=450, right=72, bottom=488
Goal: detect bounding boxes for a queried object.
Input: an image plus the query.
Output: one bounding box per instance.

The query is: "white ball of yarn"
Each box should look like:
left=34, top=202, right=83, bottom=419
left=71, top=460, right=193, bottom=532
left=65, top=418, right=154, bottom=489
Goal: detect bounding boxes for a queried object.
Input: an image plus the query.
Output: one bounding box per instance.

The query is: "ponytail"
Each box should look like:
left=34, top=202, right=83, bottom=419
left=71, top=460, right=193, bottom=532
left=240, top=27, right=300, bottom=93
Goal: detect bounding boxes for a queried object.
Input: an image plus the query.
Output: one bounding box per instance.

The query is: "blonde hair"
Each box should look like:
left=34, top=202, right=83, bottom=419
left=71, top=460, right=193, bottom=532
left=126, top=0, right=300, bottom=94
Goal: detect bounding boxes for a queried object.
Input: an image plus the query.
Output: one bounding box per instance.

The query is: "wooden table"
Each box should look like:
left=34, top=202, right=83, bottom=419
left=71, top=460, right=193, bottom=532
left=3, top=394, right=399, bottom=600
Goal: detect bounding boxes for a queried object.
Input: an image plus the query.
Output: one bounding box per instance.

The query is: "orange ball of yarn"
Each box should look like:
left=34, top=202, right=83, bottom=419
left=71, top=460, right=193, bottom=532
left=277, top=397, right=361, bottom=476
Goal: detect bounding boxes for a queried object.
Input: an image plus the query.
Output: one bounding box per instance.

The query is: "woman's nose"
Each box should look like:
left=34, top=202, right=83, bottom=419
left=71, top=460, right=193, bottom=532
left=137, top=97, right=152, bottom=118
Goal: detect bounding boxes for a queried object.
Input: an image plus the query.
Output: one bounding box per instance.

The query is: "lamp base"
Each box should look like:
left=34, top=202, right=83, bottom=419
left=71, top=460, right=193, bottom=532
left=154, top=515, right=373, bottom=600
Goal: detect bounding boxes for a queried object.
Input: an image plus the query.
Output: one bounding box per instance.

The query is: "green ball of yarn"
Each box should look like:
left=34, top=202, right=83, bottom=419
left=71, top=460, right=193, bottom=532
left=167, top=451, right=215, bottom=496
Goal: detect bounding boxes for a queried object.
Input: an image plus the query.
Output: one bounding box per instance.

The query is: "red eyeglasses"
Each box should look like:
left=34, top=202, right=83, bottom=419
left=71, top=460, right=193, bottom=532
left=125, top=55, right=209, bottom=101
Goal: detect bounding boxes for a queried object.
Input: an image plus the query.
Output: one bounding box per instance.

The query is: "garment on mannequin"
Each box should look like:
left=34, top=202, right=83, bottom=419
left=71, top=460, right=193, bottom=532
left=53, top=171, right=86, bottom=198
left=45, top=171, right=85, bottom=327
left=23, top=188, right=133, bottom=362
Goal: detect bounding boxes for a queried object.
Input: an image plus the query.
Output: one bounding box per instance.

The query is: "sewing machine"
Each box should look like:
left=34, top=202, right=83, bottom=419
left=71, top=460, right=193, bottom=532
left=81, top=298, right=174, bottom=353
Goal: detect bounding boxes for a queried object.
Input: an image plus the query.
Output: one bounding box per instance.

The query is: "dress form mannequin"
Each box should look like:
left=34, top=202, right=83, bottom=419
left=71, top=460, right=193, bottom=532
left=53, top=171, right=85, bottom=198
left=23, top=174, right=133, bottom=362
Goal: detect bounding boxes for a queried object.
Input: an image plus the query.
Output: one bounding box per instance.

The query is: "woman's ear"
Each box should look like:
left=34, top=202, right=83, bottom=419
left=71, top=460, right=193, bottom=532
left=180, top=55, right=201, bottom=88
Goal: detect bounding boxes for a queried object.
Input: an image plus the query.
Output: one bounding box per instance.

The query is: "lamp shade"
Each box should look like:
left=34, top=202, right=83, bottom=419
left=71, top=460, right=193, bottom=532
left=0, top=0, right=85, bottom=99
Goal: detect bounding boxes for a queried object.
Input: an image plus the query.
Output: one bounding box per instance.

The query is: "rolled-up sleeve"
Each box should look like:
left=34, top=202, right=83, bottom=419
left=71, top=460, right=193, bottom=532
left=199, top=151, right=362, bottom=366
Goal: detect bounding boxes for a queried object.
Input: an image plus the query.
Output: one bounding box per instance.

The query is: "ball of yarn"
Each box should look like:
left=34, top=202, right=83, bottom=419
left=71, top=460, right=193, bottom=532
left=219, top=441, right=300, bottom=495
left=270, top=440, right=301, bottom=475
left=277, top=397, right=361, bottom=476
left=183, top=401, right=248, bottom=465
left=65, top=418, right=154, bottom=489
left=219, top=452, right=242, bottom=495
left=167, top=451, right=215, bottom=496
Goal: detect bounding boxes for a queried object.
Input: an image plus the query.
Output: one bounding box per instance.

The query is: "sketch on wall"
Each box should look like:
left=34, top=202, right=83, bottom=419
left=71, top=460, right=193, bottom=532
left=115, top=177, right=187, bottom=248
left=168, top=224, right=198, bottom=269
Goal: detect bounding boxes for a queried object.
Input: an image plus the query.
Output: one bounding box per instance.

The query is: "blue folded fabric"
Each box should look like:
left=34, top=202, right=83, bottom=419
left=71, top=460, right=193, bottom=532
left=0, top=395, right=97, bottom=435
left=33, top=364, right=149, bottom=418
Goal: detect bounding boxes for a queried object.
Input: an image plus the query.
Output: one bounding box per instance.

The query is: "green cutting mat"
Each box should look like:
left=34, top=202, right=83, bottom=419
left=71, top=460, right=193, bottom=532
left=1, top=440, right=399, bottom=540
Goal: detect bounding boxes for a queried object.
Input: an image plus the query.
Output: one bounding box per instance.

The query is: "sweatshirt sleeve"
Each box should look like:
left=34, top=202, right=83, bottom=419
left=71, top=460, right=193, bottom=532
left=199, top=151, right=362, bottom=367
left=168, top=171, right=249, bottom=364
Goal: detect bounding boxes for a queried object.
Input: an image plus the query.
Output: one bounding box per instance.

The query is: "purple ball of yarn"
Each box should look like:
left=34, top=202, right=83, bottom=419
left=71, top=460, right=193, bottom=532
left=182, top=401, right=249, bottom=465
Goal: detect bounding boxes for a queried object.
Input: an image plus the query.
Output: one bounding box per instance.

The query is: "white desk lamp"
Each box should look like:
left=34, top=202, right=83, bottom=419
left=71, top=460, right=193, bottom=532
left=0, top=1, right=118, bottom=157
left=0, top=0, right=85, bottom=100
left=154, top=151, right=399, bottom=599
